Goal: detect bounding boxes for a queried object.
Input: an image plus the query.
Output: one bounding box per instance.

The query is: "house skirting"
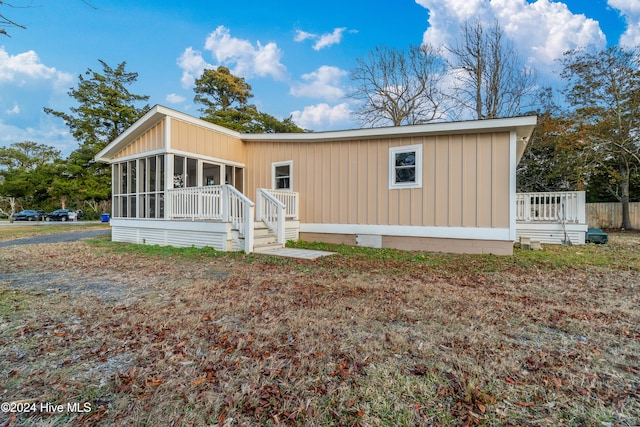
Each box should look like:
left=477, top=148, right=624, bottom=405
left=109, top=218, right=242, bottom=251
left=516, top=222, right=587, bottom=245
left=299, top=224, right=514, bottom=255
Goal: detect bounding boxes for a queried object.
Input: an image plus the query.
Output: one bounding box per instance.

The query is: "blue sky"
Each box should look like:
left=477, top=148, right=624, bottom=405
left=0, top=0, right=636, bottom=156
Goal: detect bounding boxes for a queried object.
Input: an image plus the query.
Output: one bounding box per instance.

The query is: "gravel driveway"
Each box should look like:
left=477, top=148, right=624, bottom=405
left=0, top=229, right=111, bottom=247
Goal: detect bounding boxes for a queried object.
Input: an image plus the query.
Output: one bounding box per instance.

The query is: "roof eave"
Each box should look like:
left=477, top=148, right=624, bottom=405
left=240, top=115, right=538, bottom=143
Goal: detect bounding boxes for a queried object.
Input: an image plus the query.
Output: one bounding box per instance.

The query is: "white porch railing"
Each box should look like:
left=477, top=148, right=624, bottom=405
left=266, top=189, right=299, bottom=220
left=167, top=185, right=224, bottom=220
left=166, top=185, right=254, bottom=253
left=226, top=186, right=255, bottom=253
left=516, top=191, right=586, bottom=224
left=256, top=189, right=286, bottom=244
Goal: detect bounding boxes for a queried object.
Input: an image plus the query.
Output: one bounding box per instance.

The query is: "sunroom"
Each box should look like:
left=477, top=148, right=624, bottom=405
left=98, top=106, right=297, bottom=253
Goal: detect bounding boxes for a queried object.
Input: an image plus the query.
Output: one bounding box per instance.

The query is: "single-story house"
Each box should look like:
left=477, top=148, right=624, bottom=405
left=95, top=105, right=538, bottom=255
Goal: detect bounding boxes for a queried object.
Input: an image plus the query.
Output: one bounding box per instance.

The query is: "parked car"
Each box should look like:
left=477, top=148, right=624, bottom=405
left=45, top=209, right=81, bottom=222
left=586, top=227, right=608, bottom=244
left=12, top=209, right=45, bottom=221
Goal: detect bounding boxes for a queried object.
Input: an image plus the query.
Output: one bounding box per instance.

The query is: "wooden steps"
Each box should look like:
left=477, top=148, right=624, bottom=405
left=252, top=222, right=284, bottom=253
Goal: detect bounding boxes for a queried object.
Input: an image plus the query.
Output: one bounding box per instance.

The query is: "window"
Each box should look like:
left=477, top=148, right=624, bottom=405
left=173, top=156, right=185, bottom=188
left=203, top=162, right=221, bottom=186
left=272, top=161, right=293, bottom=190
left=389, top=145, right=422, bottom=189
left=225, top=165, right=244, bottom=192
left=112, top=155, right=164, bottom=218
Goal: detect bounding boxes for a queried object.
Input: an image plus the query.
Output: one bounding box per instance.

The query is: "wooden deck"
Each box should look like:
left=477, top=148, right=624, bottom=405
left=516, top=191, right=587, bottom=244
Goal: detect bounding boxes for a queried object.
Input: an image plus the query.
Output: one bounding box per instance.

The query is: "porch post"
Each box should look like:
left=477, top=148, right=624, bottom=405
left=165, top=154, right=173, bottom=219
left=255, top=189, right=262, bottom=222
left=277, top=203, right=285, bottom=244
left=222, top=185, right=229, bottom=222
left=577, top=191, right=586, bottom=225
left=244, top=204, right=254, bottom=253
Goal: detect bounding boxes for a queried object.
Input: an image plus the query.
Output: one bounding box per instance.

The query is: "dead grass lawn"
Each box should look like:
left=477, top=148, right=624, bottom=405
left=0, top=232, right=638, bottom=426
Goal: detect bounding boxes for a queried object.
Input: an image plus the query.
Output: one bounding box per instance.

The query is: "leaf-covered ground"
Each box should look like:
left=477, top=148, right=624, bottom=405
left=0, top=232, right=638, bottom=426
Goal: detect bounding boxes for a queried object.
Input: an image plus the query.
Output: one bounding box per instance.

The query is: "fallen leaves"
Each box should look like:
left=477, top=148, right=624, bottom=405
left=0, top=234, right=639, bottom=425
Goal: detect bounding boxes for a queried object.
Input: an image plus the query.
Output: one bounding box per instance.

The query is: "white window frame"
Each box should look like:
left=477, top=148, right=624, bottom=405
left=272, top=160, right=293, bottom=191
left=389, top=144, right=422, bottom=189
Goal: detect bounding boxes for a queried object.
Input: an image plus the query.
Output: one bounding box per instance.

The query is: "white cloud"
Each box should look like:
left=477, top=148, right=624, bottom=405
left=294, top=30, right=315, bottom=42
left=0, top=47, right=73, bottom=90
left=177, top=47, right=214, bottom=88
left=203, top=25, right=287, bottom=80
left=0, top=117, right=74, bottom=154
left=608, top=0, right=640, bottom=46
left=314, top=27, right=347, bottom=50
left=416, top=0, right=607, bottom=66
left=6, top=104, right=20, bottom=115
left=290, top=66, right=348, bottom=101
left=166, top=93, right=186, bottom=104
left=290, top=103, right=352, bottom=130
left=294, top=27, right=351, bottom=50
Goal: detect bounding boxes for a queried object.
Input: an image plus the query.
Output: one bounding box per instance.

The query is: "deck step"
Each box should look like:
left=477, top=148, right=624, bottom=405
left=253, top=241, right=285, bottom=253
left=252, top=222, right=280, bottom=251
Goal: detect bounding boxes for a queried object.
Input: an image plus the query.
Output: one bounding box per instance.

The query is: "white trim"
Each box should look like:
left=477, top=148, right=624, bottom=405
left=165, top=115, right=172, bottom=151
left=241, top=115, right=537, bottom=142
left=107, top=148, right=165, bottom=163
left=272, top=160, right=293, bottom=191
left=509, top=131, right=517, bottom=241
left=167, top=148, right=246, bottom=168
left=389, top=144, right=422, bottom=189
left=111, top=218, right=231, bottom=233
left=300, top=223, right=512, bottom=241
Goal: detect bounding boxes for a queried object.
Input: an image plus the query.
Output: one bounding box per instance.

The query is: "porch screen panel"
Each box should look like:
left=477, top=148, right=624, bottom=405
left=112, top=154, right=166, bottom=219
left=129, top=160, right=137, bottom=193
left=174, top=156, right=185, bottom=188
left=187, top=158, right=197, bottom=187
left=139, top=159, right=147, bottom=193
left=159, top=155, right=165, bottom=191
left=235, top=167, right=244, bottom=192
left=121, top=162, right=128, bottom=194
left=203, top=163, right=221, bottom=186
left=149, top=157, right=157, bottom=192
left=225, top=165, right=233, bottom=186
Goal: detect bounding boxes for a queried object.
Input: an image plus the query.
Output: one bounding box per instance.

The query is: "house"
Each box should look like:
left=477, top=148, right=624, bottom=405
left=95, top=105, right=538, bottom=255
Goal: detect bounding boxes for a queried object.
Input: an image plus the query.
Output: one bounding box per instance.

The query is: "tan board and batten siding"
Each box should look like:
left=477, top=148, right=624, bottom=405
left=112, top=117, right=246, bottom=164
left=170, top=118, right=245, bottom=164
left=113, top=120, right=165, bottom=159
left=245, top=132, right=513, bottom=254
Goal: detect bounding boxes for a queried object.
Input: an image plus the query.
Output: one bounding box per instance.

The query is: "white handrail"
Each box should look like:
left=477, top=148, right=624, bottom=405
left=256, top=188, right=285, bottom=244
left=225, top=185, right=255, bottom=253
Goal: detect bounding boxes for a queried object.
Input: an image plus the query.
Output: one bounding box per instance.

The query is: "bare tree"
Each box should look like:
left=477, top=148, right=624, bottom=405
left=447, top=20, right=536, bottom=119
left=350, top=44, right=447, bottom=127
left=561, top=46, right=640, bottom=229
left=0, top=1, right=26, bottom=37
left=1, top=1, right=97, bottom=37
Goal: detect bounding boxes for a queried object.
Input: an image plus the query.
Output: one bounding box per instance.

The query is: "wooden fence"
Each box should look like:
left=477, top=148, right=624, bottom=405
left=586, top=202, right=640, bottom=229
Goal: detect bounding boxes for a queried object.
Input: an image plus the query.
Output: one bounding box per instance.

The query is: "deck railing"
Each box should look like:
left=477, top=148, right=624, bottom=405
left=516, top=191, right=585, bottom=224
left=226, top=186, right=255, bottom=253
left=167, top=185, right=224, bottom=220
left=266, top=189, right=299, bottom=220
left=166, top=185, right=254, bottom=252
left=256, top=189, right=286, bottom=244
